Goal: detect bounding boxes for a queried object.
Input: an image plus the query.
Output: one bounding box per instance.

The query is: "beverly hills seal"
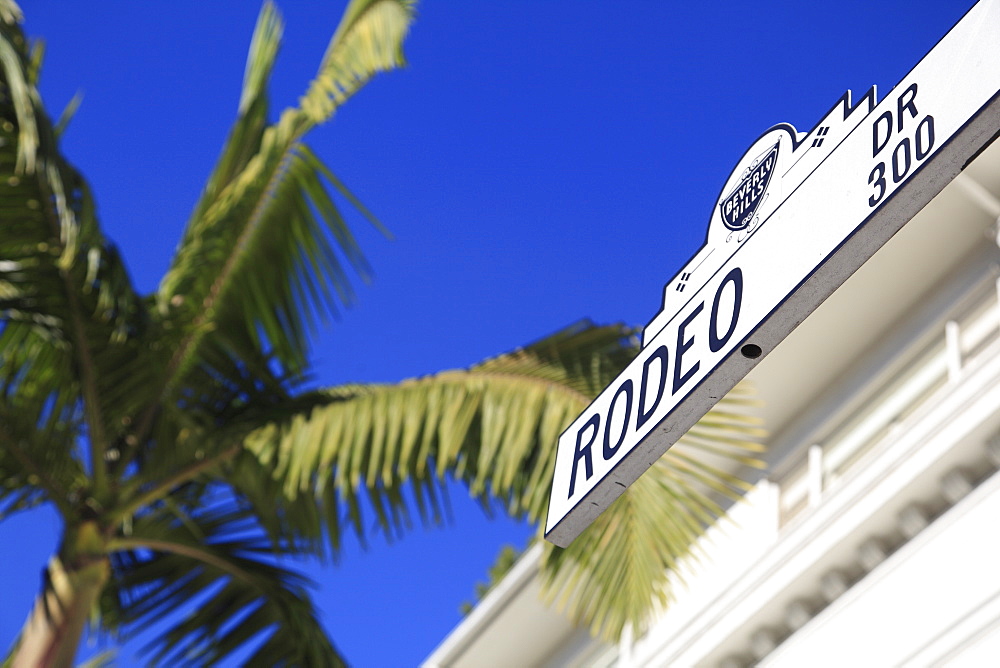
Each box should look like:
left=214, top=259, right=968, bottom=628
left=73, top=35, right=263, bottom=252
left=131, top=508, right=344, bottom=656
left=720, top=143, right=779, bottom=231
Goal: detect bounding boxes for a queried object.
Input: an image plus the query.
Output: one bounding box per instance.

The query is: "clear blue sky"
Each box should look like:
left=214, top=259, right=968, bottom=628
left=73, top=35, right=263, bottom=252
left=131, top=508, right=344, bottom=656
left=0, top=1, right=978, bottom=665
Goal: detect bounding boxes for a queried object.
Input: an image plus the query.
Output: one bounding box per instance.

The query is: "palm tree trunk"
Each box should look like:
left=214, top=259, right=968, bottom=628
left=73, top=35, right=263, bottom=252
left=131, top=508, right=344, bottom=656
left=10, top=523, right=110, bottom=668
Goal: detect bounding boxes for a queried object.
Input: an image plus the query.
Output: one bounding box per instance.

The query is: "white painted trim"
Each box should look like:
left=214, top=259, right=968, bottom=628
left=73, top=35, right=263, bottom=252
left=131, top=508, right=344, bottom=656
left=421, top=543, right=543, bottom=667
left=633, top=339, right=1000, bottom=666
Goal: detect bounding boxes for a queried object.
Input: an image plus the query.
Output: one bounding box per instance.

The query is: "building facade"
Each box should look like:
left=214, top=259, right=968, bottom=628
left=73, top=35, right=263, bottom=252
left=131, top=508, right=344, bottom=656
left=424, top=120, right=1000, bottom=667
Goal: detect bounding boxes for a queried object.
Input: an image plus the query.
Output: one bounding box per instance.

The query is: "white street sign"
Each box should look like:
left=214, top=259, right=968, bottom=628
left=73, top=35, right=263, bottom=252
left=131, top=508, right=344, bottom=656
left=546, top=0, right=1000, bottom=547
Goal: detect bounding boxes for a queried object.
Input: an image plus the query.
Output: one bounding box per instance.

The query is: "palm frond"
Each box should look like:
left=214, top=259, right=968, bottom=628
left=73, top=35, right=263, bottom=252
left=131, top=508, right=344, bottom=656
left=154, top=0, right=412, bottom=409
left=191, top=1, right=280, bottom=223
left=0, top=405, right=83, bottom=520
left=0, top=13, right=34, bottom=173
left=299, top=0, right=415, bottom=124
left=0, top=8, right=150, bottom=494
left=539, top=382, right=764, bottom=641
left=242, top=321, right=764, bottom=640
left=243, top=322, right=634, bottom=548
left=105, top=489, right=343, bottom=667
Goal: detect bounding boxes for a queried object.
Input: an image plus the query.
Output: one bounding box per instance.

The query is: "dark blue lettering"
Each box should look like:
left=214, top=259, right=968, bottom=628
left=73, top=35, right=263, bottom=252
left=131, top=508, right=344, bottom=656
left=710, top=267, right=743, bottom=353
left=916, top=115, right=935, bottom=160
left=873, top=110, right=893, bottom=158
left=897, top=83, right=919, bottom=132
left=673, top=303, right=704, bottom=395
left=892, top=137, right=911, bottom=183
left=568, top=413, right=599, bottom=498
left=603, top=380, right=633, bottom=461
left=637, top=346, right=669, bottom=430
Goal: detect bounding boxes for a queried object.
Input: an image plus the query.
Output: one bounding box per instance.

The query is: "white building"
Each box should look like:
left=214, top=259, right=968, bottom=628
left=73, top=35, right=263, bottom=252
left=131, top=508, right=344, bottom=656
left=424, top=104, right=1000, bottom=668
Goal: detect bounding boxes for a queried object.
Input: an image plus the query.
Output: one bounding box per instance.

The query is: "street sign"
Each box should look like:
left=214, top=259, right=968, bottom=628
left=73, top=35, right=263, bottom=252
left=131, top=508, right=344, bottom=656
left=545, top=0, right=1000, bottom=547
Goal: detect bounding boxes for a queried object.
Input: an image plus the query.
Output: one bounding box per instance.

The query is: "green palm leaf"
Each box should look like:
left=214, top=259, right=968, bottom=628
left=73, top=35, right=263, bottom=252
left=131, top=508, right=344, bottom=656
left=106, top=488, right=343, bottom=667
left=0, top=0, right=150, bottom=501
left=243, top=321, right=765, bottom=639
left=156, top=0, right=412, bottom=399
left=539, top=382, right=764, bottom=640
left=300, top=0, right=414, bottom=123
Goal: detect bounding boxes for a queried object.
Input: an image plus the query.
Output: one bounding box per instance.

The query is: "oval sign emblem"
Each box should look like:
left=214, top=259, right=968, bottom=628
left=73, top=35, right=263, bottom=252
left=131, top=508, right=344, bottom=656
left=720, top=143, right=779, bottom=231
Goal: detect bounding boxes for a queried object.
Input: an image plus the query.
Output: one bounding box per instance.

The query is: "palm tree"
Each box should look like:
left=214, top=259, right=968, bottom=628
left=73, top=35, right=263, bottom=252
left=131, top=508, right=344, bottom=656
left=0, top=0, right=764, bottom=665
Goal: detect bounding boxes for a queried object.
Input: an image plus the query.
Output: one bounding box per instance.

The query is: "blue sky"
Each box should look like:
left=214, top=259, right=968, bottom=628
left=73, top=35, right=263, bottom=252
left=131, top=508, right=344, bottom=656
left=0, top=1, right=978, bottom=665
